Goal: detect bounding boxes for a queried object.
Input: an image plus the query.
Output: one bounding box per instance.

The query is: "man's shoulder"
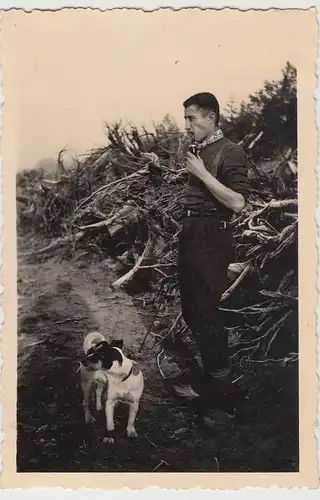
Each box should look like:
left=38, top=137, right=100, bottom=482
left=201, top=137, right=247, bottom=168
left=221, top=137, right=244, bottom=153
left=219, top=138, right=248, bottom=164
left=205, top=137, right=244, bottom=155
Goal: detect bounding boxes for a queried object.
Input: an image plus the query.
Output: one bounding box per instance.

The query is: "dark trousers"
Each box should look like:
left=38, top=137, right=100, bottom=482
left=178, top=214, right=234, bottom=376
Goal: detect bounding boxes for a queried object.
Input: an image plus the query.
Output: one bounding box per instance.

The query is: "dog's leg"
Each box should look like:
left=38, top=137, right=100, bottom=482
left=82, top=380, right=95, bottom=424
left=103, top=400, right=115, bottom=444
left=96, top=384, right=103, bottom=412
left=127, top=401, right=139, bottom=438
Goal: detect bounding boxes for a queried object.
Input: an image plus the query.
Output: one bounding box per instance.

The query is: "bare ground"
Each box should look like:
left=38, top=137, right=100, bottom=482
left=17, top=235, right=299, bottom=473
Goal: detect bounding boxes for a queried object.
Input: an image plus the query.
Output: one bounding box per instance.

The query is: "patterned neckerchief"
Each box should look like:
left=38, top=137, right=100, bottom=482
left=196, top=128, right=224, bottom=149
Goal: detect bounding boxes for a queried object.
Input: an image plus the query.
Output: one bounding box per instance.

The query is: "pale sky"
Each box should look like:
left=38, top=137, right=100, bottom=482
left=2, top=9, right=314, bottom=170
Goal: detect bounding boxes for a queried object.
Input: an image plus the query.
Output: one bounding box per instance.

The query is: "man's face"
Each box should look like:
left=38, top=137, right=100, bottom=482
left=184, top=105, right=215, bottom=143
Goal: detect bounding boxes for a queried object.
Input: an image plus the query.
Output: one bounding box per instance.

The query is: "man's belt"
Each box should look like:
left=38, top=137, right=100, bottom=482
left=183, top=208, right=229, bottom=229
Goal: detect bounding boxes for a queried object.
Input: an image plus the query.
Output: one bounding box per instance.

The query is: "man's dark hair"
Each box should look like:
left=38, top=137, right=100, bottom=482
left=183, top=92, right=220, bottom=125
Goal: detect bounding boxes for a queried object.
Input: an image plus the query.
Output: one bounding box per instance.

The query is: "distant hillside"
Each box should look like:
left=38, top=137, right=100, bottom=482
left=34, top=158, right=58, bottom=179
left=34, top=152, right=75, bottom=179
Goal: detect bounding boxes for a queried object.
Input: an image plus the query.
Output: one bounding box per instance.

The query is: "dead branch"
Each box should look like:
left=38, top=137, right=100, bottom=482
left=17, top=195, right=31, bottom=204
left=248, top=130, right=264, bottom=149
left=20, top=204, right=142, bottom=258
left=41, top=178, right=69, bottom=187
left=248, top=219, right=271, bottom=232
left=263, top=311, right=292, bottom=357
left=221, top=264, right=251, bottom=302
left=259, top=290, right=297, bottom=303
left=74, top=166, right=148, bottom=212
left=78, top=204, right=139, bottom=235
left=268, top=199, right=297, bottom=209
left=220, top=302, right=284, bottom=315
left=111, top=231, right=158, bottom=289
left=51, top=316, right=88, bottom=326
left=17, top=119, right=299, bottom=369
left=20, top=234, right=83, bottom=258
left=227, top=262, right=248, bottom=282
left=154, top=312, right=182, bottom=347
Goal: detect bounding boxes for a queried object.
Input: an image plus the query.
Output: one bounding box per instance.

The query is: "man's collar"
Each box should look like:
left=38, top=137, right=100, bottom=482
left=196, top=128, right=224, bottom=149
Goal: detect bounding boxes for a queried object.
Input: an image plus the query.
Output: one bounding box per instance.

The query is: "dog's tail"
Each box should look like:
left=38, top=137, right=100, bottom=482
left=83, top=331, right=106, bottom=355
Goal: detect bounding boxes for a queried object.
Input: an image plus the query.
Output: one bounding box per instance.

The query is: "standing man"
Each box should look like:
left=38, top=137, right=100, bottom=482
left=175, top=92, right=250, bottom=426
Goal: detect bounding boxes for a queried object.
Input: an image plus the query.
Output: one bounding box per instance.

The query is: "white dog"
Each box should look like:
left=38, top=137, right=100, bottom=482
left=80, top=331, right=144, bottom=443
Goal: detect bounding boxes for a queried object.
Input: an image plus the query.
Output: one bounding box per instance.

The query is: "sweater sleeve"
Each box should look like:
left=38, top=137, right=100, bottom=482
left=220, top=145, right=250, bottom=201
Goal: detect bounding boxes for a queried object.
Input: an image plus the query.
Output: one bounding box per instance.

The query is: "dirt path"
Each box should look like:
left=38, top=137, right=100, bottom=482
left=17, top=236, right=299, bottom=473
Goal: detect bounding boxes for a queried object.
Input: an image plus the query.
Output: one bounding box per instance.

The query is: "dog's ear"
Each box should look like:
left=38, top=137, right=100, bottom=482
left=110, top=339, right=124, bottom=350
left=95, top=340, right=109, bottom=350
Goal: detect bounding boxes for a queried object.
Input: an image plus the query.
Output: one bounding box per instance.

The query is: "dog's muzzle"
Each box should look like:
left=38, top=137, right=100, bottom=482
left=81, top=355, right=96, bottom=366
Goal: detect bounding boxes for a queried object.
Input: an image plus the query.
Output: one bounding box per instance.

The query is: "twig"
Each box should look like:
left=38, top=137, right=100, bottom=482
left=232, top=375, right=244, bottom=384
left=231, top=318, right=275, bottom=346
left=230, top=344, right=259, bottom=360
left=23, top=336, right=49, bottom=348
left=264, top=311, right=291, bottom=357
left=221, top=264, right=251, bottom=302
left=20, top=235, right=79, bottom=258
left=220, top=303, right=283, bottom=315
left=156, top=348, right=166, bottom=379
left=152, top=460, right=169, bottom=472
left=268, top=199, right=297, bottom=209
left=51, top=316, right=88, bottom=326
left=250, top=352, right=298, bottom=365
left=283, top=212, right=298, bottom=219
left=154, top=312, right=182, bottom=347
left=259, top=290, right=297, bottom=303
left=145, top=433, right=159, bottom=449
left=139, top=264, right=176, bottom=269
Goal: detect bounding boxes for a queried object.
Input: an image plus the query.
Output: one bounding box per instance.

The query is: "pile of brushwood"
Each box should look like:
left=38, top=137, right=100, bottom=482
left=17, top=115, right=298, bottom=376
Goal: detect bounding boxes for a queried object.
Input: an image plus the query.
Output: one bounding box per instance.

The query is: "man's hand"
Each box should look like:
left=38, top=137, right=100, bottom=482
left=186, top=152, right=207, bottom=180
left=186, top=152, right=245, bottom=214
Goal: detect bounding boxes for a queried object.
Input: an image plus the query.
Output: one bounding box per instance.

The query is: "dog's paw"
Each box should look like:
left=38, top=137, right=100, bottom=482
left=127, top=427, right=138, bottom=438
left=103, top=436, right=115, bottom=444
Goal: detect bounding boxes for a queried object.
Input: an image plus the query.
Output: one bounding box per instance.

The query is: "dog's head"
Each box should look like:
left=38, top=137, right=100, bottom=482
left=81, top=339, right=125, bottom=372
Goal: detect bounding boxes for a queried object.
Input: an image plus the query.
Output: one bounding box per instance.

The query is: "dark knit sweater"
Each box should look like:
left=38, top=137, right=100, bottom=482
left=183, top=137, right=250, bottom=218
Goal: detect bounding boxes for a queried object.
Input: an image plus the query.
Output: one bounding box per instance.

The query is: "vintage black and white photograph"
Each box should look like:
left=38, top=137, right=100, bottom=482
left=2, top=7, right=317, bottom=483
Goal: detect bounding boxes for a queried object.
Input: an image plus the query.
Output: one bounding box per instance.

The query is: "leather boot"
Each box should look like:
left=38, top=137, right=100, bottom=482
left=196, top=369, right=244, bottom=429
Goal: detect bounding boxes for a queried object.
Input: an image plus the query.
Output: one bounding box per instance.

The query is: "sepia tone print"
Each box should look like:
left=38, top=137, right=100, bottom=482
left=0, top=7, right=318, bottom=490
